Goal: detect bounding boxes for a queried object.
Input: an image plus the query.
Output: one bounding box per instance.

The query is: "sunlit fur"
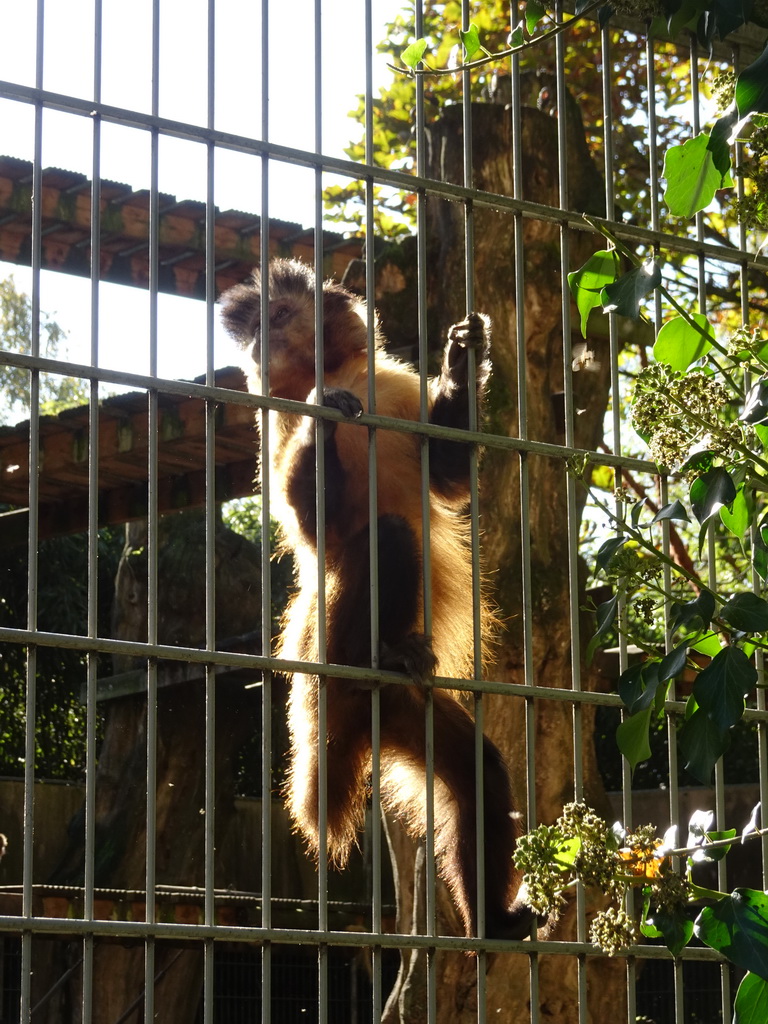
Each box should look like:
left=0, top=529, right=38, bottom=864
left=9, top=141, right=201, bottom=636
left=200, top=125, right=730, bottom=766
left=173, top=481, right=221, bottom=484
left=221, top=258, right=531, bottom=940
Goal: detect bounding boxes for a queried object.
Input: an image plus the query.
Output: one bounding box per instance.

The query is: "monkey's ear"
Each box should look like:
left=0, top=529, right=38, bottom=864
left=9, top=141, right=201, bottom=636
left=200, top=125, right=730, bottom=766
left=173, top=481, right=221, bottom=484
left=220, top=283, right=260, bottom=345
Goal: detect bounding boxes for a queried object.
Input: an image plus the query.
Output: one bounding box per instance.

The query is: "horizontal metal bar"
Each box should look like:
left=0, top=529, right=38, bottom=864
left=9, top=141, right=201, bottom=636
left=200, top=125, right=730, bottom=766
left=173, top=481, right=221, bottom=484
left=1, top=78, right=767, bottom=273
left=0, top=348, right=659, bottom=472
left=0, top=913, right=727, bottom=962
left=2, top=624, right=768, bottom=721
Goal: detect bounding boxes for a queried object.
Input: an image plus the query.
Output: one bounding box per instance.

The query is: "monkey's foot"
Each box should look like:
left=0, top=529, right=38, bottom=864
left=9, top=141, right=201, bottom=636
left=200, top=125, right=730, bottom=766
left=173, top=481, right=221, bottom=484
left=321, top=386, right=364, bottom=419
left=381, top=633, right=437, bottom=688
left=448, top=312, right=487, bottom=350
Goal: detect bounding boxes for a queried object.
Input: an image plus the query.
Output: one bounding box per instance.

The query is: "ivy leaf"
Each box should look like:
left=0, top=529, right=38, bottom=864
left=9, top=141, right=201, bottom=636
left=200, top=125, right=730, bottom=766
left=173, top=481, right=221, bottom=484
left=651, top=499, right=691, bottom=524
left=568, top=249, right=620, bottom=337
left=663, top=132, right=733, bottom=219
left=695, top=890, right=768, bottom=982
left=618, top=662, right=646, bottom=710
left=525, top=0, right=547, bottom=34
left=643, top=905, right=695, bottom=956
left=658, top=643, right=689, bottom=682
left=693, top=645, right=756, bottom=728
left=595, top=535, right=627, bottom=573
left=401, top=39, right=428, bottom=68
left=742, top=377, right=768, bottom=425
left=509, top=23, right=525, bottom=47
left=652, top=313, right=713, bottom=371
left=720, top=485, right=750, bottom=541
left=690, top=468, right=736, bottom=524
left=737, top=44, right=768, bottom=119
left=622, top=662, right=667, bottom=713
left=669, top=590, right=716, bottom=633
left=459, top=24, right=481, bottom=60
left=734, top=971, right=768, bottom=1024
left=586, top=593, right=619, bottom=663
left=678, top=707, right=731, bottom=784
left=721, top=593, right=768, bottom=633
left=601, top=260, right=661, bottom=319
left=697, top=828, right=737, bottom=862
left=616, top=706, right=652, bottom=772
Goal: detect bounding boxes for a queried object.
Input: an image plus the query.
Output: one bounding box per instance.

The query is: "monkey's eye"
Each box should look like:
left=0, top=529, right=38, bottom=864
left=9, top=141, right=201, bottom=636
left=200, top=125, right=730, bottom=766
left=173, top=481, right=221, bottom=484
left=272, top=304, right=290, bottom=324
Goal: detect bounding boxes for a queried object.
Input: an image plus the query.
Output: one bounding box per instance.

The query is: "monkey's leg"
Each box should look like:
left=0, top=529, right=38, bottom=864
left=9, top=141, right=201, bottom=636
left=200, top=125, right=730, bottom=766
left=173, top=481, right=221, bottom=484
left=380, top=687, right=533, bottom=939
left=429, top=313, right=490, bottom=495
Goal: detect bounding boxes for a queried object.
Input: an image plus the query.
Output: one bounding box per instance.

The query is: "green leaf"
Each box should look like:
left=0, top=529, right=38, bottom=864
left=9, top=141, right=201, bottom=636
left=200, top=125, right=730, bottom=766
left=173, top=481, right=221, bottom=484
left=616, top=706, right=652, bottom=772
left=525, top=0, right=547, bottom=33
left=721, top=593, right=768, bottom=634
left=595, top=535, right=627, bottom=573
left=643, top=905, right=695, bottom=956
left=689, top=631, right=723, bottom=658
left=663, top=132, right=733, bottom=219
left=678, top=707, right=731, bottom=783
left=690, top=468, right=737, bottom=524
left=742, top=377, right=768, bottom=425
left=693, top=645, right=756, bottom=728
left=670, top=590, right=716, bottom=633
left=601, top=260, right=661, bottom=319
left=586, top=593, right=619, bottom=663
left=459, top=24, right=481, bottom=60
left=695, top=890, right=768, bottom=981
left=651, top=499, right=691, bottom=524
left=509, top=23, right=525, bottom=47
left=620, top=662, right=667, bottom=713
left=698, top=828, right=737, bottom=862
left=737, top=45, right=768, bottom=118
left=658, top=643, right=689, bottom=682
left=401, top=39, right=428, bottom=68
left=568, top=250, right=619, bottom=337
left=721, top=485, right=750, bottom=541
left=652, top=314, right=713, bottom=371
left=594, top=593, right=619, bottom=636
left=734, top=971, right=768, bottom=1024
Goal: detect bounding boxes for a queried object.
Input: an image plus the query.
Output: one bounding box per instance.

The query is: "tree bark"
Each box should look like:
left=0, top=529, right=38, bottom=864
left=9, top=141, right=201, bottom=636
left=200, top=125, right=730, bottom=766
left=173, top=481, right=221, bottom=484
left=378, top=102, right=626, bottom=1023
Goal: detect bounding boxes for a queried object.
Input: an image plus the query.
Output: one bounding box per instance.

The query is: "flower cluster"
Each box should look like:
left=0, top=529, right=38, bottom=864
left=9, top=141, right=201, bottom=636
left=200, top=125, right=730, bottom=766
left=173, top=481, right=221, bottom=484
left=515, top=804, right=697, bottom=958
left=589, top=906, right=636, bottom=956
left=631, top=364, right=731, bottom=469
left=512, top=824, right=569, bottom=918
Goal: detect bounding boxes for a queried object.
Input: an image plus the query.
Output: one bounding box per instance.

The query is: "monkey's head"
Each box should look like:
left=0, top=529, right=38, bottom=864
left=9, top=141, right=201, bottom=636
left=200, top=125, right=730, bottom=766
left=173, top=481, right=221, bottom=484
left=220, top=258, right=375, bottom=401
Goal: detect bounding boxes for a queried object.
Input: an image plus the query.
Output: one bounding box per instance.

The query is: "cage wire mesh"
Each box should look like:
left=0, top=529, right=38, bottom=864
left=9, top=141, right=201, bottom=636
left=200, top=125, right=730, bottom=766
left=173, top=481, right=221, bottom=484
left=0, top=0, right=766, bottom=1022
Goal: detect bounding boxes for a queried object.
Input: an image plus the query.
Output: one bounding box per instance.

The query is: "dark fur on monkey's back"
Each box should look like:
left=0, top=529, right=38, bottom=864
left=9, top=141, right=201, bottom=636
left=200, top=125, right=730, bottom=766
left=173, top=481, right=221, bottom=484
left=220, top=258, right=534, bottom=941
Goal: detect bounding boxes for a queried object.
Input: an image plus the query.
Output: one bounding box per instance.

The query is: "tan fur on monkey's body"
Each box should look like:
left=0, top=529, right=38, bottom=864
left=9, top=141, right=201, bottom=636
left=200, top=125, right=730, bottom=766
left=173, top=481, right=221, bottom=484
left=221, top=258, right=532, bottom=940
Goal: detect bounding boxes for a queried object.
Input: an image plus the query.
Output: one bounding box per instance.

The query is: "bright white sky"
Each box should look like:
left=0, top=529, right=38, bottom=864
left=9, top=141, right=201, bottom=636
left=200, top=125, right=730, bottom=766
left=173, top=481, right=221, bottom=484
left=0, top=0, right=405, bottom=386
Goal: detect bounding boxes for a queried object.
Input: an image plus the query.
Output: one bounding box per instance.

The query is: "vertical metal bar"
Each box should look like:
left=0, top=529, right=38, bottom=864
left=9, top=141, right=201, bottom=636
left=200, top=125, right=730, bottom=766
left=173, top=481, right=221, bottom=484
left=203, top=1, right=217, bottom=1020
left=412, top=2, right=437, bottom=1016
left=363, top=2, right=384, bottom=1020
left=21, top=3, right=45, bottom=1019
left=260, top=2, right=273, bottom=1021
left=554, top=5, right=587, bottom=1021
left=313, top=4, right=330, bottom=1020
left=144, top=2, right=161, bottom=1018
left=509, top=6, right=538, bottom=1015
left=82, top=2, right=103, bottom=1018
left=458, top=0, right=487, bottom=1013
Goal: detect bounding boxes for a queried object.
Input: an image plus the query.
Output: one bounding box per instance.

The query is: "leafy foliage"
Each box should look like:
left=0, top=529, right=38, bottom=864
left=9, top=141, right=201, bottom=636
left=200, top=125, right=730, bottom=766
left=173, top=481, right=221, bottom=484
left=517, top=802, right=768, bottom=992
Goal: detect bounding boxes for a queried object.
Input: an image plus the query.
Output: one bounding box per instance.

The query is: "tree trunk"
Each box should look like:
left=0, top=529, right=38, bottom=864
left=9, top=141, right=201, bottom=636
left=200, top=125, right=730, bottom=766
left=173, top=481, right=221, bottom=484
left=379, top=102, right=626, bottom=1023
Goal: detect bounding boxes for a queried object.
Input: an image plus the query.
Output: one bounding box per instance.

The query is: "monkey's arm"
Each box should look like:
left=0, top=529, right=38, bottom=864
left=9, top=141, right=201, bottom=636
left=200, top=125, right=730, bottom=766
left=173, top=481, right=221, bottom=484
left=284, top=387, right=363, bottom=542
left=429, top=313, right=491, bottom=497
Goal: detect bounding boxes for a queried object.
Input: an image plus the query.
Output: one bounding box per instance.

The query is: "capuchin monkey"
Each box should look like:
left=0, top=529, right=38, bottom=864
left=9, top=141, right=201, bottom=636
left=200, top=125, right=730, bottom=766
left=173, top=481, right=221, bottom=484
left=220, top=258, right=533, bottom=940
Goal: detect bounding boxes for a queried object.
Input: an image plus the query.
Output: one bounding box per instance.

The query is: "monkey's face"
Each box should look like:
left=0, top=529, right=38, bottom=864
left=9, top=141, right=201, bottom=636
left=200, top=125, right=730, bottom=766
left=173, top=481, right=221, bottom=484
left=251, top=293, right=318, bottom=398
